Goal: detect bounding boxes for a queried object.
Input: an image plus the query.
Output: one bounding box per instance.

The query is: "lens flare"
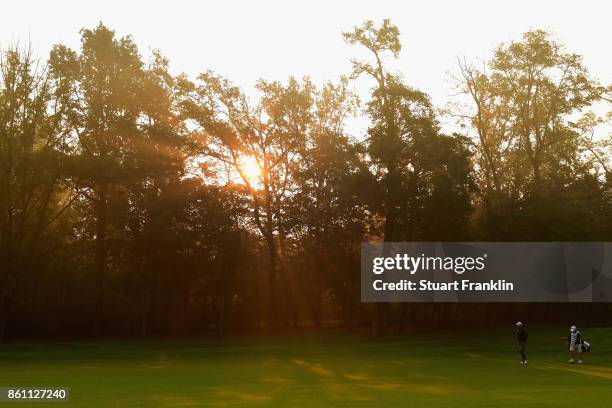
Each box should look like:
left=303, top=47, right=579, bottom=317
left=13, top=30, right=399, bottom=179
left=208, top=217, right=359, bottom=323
left=237, top=156, right=262, bottom=185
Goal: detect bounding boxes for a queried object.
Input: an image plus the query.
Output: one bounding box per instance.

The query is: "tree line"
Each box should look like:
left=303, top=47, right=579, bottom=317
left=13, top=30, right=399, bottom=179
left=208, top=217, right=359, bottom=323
left=0, top=20, right=610, bottom=339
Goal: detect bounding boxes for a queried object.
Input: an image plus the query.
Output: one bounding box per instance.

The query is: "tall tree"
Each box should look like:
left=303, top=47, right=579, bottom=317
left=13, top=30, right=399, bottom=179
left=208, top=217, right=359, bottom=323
left=458, top=30, right=607, bottom=239
left=183, top=74, right=315, bottom=325
left=48, top=24, right=184, bottom=333
left=0, top=45, right=74, bottom=340
left=287, top=79, right=368, bottom=326
left=343, top=20, right=404, bottom=243
left=345, top=20, right=474, bottom=332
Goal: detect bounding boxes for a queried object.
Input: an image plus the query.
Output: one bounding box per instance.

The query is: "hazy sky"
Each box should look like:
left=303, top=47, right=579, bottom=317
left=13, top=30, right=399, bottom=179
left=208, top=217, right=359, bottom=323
left=2, top=0, right=610, bottom=136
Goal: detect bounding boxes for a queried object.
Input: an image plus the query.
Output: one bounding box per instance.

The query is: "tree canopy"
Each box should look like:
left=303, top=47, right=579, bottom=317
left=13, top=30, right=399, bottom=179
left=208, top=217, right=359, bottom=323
left=0, top=22, right=609, bottom=339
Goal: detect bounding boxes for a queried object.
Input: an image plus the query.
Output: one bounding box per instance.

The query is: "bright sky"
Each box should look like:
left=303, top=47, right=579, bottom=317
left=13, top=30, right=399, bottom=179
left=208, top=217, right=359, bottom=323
left=2, top=0, right=610, bottom=136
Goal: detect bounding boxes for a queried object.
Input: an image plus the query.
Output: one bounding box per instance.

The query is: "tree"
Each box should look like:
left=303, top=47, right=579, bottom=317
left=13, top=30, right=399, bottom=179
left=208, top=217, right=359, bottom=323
left=345, top=20, right=474, bottom=332
left=48, top=24, right=184, bottom=333
left=287, top=79, right=369, bottom=326
left=0, top=45, right=75, bottom=340
left=121, top=177, right=246, bottom=336
left=343, top=19, right=405, bottom=243
left=457, top=30, right=607, bottom=239
left=183, top=74, right=315, bottom=325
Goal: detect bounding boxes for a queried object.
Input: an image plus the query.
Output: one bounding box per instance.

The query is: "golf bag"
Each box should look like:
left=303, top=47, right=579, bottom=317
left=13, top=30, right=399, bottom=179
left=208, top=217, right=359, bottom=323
left=582, top=341, right=591, bottom=353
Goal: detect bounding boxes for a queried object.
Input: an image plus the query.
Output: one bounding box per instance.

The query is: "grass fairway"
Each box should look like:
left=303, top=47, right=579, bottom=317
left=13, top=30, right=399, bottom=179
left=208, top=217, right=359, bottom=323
left=1, top=327, right=612, bottom=407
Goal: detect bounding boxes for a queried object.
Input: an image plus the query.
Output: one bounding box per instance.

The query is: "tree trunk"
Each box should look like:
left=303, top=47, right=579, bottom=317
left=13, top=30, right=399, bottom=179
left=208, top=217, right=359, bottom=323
left=265, top=232, right=277, bottom=328
left=0, top=309, right=7, bottom=342
left=374, top=194, right=397, bottom=336
left=94, top=182, right=108, bottom=336
left=140, top=292, right=149, bottom=337
left=312, top=283, right=322, bottom=329
left=375, top=303, right=387, bottom=336
left=217, top=296, right=225, bottom=337
left=140, top=314, right=148, bottom=337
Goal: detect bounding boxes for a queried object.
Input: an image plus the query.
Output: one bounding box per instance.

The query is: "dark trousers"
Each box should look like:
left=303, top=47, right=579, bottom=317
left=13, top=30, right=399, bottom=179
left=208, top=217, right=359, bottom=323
left=519, top=341, right=527, bottom=361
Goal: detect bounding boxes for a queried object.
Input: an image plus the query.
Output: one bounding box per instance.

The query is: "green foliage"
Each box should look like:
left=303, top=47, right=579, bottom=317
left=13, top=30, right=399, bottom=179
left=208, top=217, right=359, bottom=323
left=345, top=20, right=474, bottom=243
left=458, top=29, right=609, bottom=240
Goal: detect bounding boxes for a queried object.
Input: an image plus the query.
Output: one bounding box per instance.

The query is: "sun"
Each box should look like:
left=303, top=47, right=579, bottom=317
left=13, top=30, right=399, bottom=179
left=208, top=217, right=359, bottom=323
left=237, top=155, right=262, bottom=185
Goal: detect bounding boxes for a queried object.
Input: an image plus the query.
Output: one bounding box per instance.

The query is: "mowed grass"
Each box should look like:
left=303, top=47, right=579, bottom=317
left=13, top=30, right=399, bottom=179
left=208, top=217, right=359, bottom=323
left=1, top=327, right=612, bottom=407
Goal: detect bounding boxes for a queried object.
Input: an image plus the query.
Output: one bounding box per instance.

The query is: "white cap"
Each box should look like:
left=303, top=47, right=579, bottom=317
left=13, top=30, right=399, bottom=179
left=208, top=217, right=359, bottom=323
left=570, top=325, right=577, bottom=331
left=516, top=321, right=523, bottom=326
